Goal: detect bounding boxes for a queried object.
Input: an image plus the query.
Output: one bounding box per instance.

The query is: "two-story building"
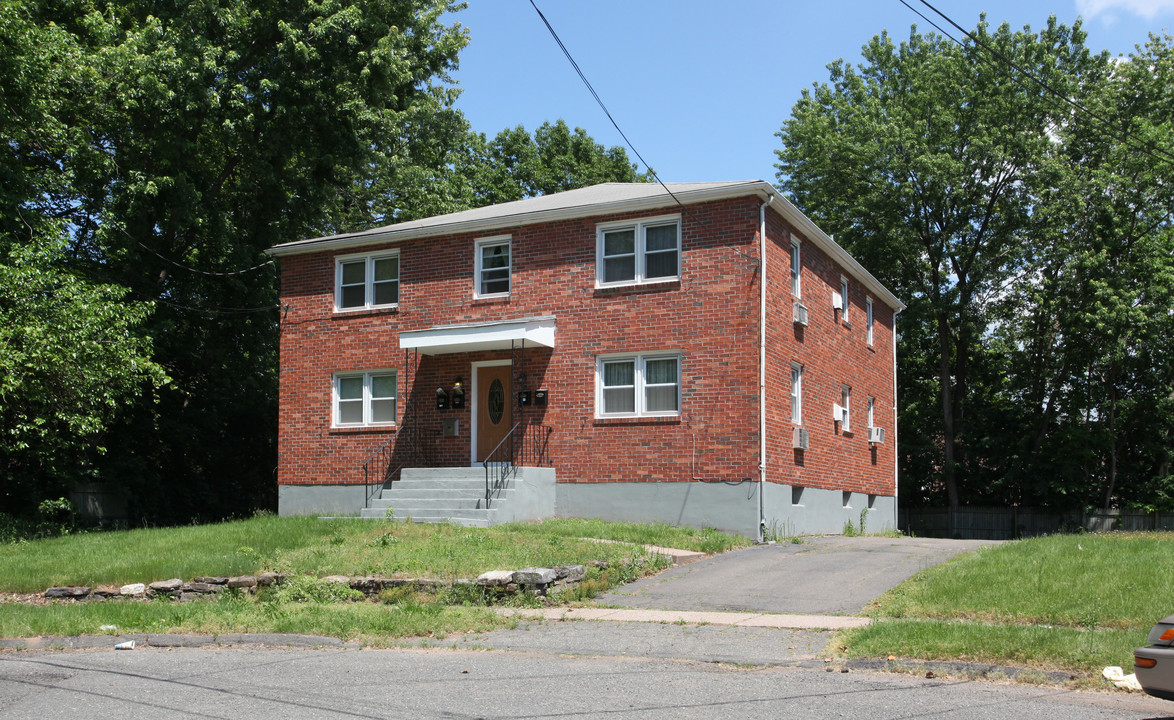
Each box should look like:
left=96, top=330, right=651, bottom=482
left=267, top=181, right=903, bottom=539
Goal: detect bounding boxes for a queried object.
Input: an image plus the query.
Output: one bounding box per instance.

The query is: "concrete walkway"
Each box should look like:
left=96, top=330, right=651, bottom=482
left=496, top=606, right=871, bottom=629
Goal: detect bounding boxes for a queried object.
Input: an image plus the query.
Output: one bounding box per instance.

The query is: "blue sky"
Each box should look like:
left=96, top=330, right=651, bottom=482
left=448, top=0, right=1174, bottom=184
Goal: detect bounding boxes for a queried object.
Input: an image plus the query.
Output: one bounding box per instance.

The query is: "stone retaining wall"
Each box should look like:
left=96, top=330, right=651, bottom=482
left=41, top=563, right=596, bottom=603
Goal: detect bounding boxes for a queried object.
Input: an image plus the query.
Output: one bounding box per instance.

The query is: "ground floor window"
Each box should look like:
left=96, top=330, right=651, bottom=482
left=596, top=353, right=680, bottom=417
left=334, top=371, right=397, bottom=427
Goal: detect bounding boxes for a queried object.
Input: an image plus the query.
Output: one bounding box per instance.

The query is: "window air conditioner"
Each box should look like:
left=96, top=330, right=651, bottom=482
left=792, top=427, right=810, bottom=451
left=793, top=302, right=809, bottom=326
left=868, top=427, right=885, bottom=444
left=832, top=403, right=844, bottom=422
left=831, top=292, right=843, bottom=310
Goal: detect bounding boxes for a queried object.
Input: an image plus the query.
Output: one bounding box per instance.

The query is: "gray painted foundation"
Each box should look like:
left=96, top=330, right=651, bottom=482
left=279, top=483, right=370, bottom=517
left=279, top=477, right=896, bottom=540
left=556, top=481, right=896, bottom=539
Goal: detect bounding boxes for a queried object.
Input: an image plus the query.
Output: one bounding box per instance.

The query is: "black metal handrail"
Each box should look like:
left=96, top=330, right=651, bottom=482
left=361, top=424, right=434, bottom=509
left=483, top=423, right=553, bottom=508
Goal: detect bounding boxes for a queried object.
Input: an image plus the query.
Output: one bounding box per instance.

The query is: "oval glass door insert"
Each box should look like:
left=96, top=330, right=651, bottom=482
left=488, top=379, right=505, bottom=424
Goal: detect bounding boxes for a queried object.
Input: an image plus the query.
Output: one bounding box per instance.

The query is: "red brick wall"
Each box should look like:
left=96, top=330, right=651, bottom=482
left=762, top=211, right=897, bottom=496
left=276, top=195, right=896, bottom=497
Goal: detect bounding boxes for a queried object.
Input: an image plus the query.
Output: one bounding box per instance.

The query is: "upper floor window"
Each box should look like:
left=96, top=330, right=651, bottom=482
left=334, top=371, right=397, bottom=427
left=790, top=363, right=803, bottom=425
left=840, top=384, right=852, bottom=432
left=475, top=236, right=511, bottom=298
left=597, top=216, right=680, bottom=287
left=336, top=252, right=399, bottom=311
left=868, top=396, right=876, bottom=429
left=866, top=296, right=874, bottom=345
left=790, top=240, right=801, bottom=297
left=597, top=353, right=680, bottom=417
left=839, top=276, right=850, bottom=324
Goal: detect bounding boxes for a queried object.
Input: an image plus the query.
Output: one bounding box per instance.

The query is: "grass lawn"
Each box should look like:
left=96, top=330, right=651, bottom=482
left=0, top=515, right=750, bottom=642
left=839, top=532, right=1174, bottom=677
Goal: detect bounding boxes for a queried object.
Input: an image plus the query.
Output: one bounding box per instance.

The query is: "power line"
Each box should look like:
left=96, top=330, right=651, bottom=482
left=528, top=0, right=688, bottom=212
left=133, top=238, right=275, bottom=277
left=901, top=0, right=1174, bottom=170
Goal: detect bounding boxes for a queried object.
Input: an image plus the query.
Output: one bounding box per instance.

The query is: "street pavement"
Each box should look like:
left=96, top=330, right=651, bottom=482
left=3, top=645, right=1171, bottom=719
left=7, top=535, right=1168, bottom=718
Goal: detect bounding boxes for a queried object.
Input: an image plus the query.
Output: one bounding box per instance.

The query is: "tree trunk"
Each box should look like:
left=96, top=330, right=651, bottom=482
left=937, top=310, right=959, bottom=510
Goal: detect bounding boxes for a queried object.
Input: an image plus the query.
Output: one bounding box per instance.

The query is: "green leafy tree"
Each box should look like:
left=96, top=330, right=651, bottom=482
left=0, top=235, right=166, bottom=512
left=993, top=33, right=1174, bottom=510
left=463, top=119, right=648, bottom=206
left=2, top=0, right=469, bottom=521
left=776, top=17, right=1110, bottom=509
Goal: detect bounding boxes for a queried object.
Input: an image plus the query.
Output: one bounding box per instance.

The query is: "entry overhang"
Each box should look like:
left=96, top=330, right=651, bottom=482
left=399, top=316, right=556, bottom=356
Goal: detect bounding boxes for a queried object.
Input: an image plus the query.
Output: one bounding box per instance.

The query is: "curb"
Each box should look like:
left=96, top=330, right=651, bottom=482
left=0, top=633, right=360, bottom=651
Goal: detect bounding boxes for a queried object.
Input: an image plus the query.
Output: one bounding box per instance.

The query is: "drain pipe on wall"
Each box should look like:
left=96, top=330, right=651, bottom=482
left=758, top=194, right=774, bottom=543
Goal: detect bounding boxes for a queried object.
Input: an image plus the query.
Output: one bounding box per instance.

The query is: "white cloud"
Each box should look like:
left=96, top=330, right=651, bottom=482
left=1076, top=0, right=1174, bottom=20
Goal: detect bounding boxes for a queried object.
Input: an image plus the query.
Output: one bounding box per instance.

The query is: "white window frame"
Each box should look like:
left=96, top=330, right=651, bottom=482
left=868, top=396, right=876, bottom=429
left=333, top=371, right=397, bottom=427
left=841, top=385, right=852, bottom=432
left=335, top=251, right=400, bottom=312
left=474, top=235, right=511, bottom=298
left=839, top=276, right=850, bottom=324
left=866, top=296, right=874, bottom=345
left=596, top=352, right=681, bottom=418
left=790, top=239, right=801, bottom=297
left=790, top=362, right=803, bottom=425
left=596, top=214, right=681, bottom=288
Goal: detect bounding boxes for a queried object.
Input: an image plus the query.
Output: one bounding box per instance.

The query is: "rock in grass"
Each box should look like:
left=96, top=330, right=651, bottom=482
left=120, top=583, right=146, bottom=596
left=44, top=586, right=91, bottom=599
left=476, top=571, right=515, bottom=587
left=227, top=576, right=257, bottom=589
left=149, top=578, right=183, bottom=592
left=555, top=565, right=585, bottom=582
left=183, top=582, right=223, bottom=594
left=514, top=568, right=558, bottom=586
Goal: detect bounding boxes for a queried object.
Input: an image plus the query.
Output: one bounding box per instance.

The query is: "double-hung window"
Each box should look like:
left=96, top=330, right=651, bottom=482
left=475, top=236, right=511, bottom=297
left=336, top=252, right=399, bottom=311
left=597, top=353, right=680, bottom=417
left=597, top=216, right=680, bottom=287
left=866, top=296, right=874, bottom=345
left=334, top=371, right=397, bottom=427
left=790, top=240, right=801, bottom=297
left=839, top=276, right=850, bottom=324
left=840, top=385, right=852, bottom=432
left=867, top=396, right=876, bottom=430
left=790, top=363, right=803, bottom=425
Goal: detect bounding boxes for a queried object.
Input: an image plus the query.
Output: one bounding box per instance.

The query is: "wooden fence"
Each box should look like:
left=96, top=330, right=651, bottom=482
left=899, top=507, right=1174, bottom=540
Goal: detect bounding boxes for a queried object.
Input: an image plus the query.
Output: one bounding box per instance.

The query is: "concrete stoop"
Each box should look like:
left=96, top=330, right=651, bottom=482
left=360, top=467, right=555, bottom=527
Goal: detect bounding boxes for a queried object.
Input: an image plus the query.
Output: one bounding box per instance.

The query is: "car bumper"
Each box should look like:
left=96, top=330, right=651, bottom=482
left=1135, top=646, right=1174, bottom=700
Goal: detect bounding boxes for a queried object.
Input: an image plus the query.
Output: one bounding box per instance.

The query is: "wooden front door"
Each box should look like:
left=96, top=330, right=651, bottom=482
left=475, top=364, right=512, bottom=462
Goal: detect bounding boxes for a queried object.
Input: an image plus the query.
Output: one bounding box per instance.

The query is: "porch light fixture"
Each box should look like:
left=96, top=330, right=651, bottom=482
left=435, top=385, right=449, bottom=410
left=451, top=378, right=465, bottom=409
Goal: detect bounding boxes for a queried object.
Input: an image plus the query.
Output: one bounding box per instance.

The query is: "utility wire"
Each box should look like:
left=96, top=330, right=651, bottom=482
left=528, top=0, right=688, bottom=212
left=902, top=0, right=1174, bottom=170
left=135, top=238, right=275, bottom=277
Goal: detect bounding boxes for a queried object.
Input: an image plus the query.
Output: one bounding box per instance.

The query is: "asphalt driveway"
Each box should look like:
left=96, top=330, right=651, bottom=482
left=594, top=535, right=999, bottom=615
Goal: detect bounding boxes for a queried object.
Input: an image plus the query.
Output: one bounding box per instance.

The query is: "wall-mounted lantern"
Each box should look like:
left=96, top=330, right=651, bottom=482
left=451, top=379, right=465, bottom=409
left=435, top=386, right=449, bottom=410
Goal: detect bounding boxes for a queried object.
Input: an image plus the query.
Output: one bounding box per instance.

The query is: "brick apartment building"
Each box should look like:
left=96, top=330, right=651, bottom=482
left=267, top=181, right=904, bottom=538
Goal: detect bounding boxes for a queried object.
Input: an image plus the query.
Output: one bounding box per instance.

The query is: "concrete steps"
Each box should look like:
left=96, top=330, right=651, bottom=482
left=359, top=466, right=556, bottom=527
